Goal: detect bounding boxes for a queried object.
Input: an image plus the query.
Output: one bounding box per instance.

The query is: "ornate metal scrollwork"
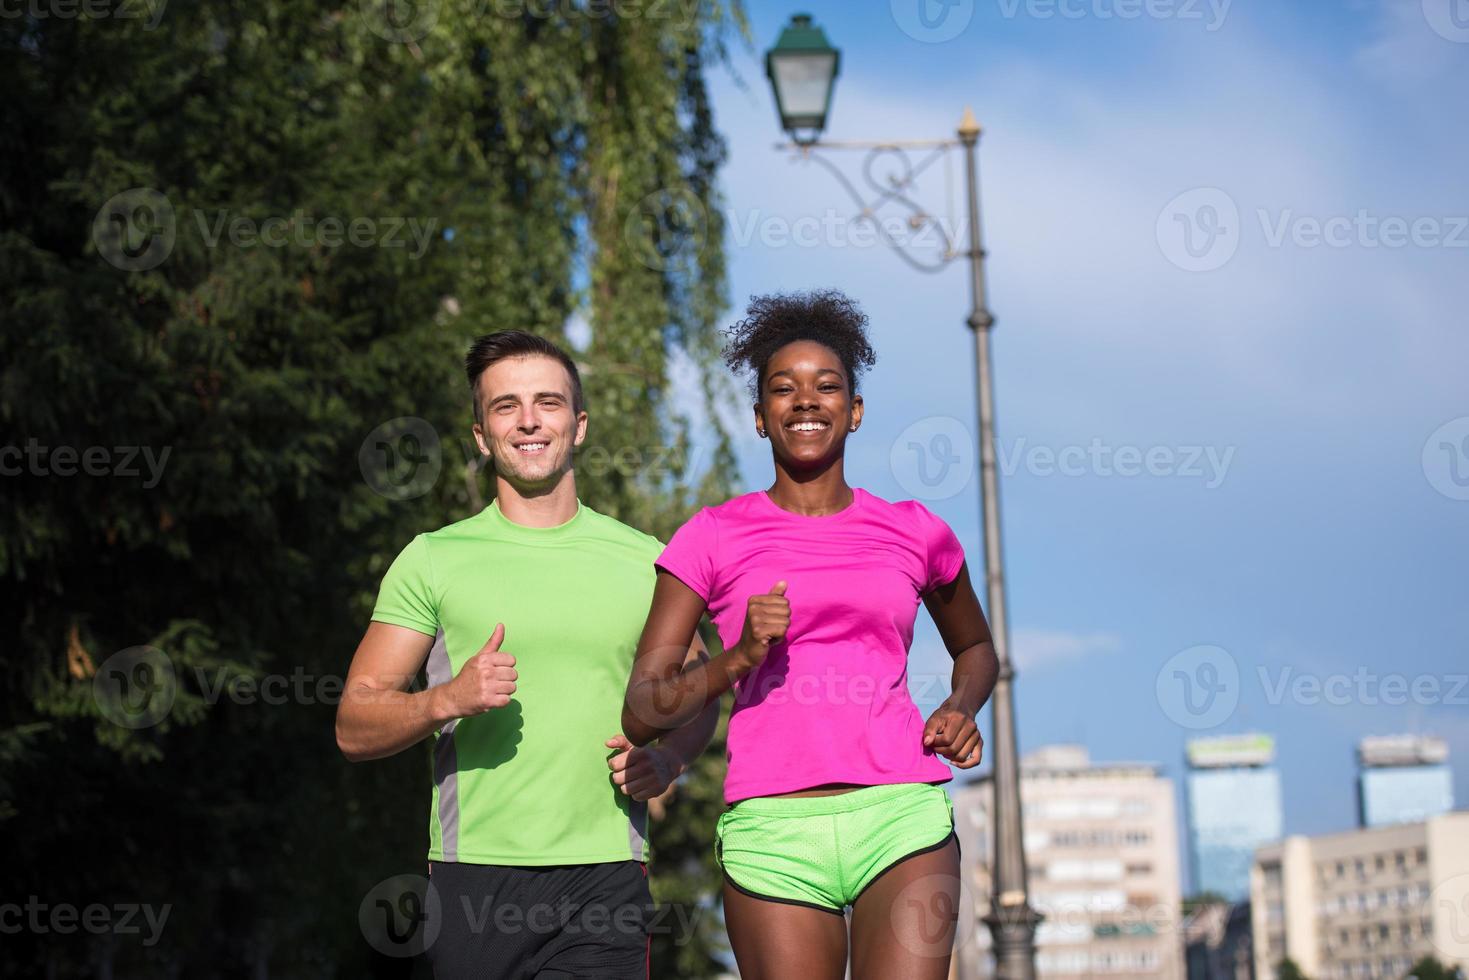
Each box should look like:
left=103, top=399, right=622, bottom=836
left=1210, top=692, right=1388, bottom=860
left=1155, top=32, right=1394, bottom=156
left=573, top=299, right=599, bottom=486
left=784, top=140, right=964, bottom=274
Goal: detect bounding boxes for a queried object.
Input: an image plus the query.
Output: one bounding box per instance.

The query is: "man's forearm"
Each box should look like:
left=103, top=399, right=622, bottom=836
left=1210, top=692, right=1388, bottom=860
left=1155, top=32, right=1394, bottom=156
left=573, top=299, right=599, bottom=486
left=336, top=683, right=456, bottom=762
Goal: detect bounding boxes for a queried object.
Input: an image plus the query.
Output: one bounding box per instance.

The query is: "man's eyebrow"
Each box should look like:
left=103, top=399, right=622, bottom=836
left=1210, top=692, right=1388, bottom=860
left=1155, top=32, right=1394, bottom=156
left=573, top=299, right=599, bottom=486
left=486, top=391, right=569, bottom=405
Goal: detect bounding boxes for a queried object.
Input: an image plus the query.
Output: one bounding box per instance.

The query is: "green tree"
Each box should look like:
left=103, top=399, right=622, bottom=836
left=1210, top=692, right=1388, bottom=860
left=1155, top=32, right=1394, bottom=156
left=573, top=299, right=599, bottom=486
left=1182, top=890, right=1230, bottom=916
left=1, top=1, right=745, bottom=975
left=1406, top=955, right=1460, bottom=980
left=1279, top=957, right=1312, bottom=980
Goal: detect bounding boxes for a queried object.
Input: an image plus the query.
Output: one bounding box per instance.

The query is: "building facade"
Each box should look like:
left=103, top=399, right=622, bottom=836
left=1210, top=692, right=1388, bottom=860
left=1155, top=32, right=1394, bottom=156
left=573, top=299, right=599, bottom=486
left=953, top=745, right=1184, bottom=979
left=1185, top=734, right=1284, bottom=901
left=1357, top=735, right=1454, bottom=829
left=1250, top=811, right=1469, bottom=980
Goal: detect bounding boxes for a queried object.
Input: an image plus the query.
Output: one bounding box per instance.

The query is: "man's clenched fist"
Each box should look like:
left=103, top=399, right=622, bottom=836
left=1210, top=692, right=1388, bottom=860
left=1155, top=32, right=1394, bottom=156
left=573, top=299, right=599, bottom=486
left=604, top=734, right=682, bottom=802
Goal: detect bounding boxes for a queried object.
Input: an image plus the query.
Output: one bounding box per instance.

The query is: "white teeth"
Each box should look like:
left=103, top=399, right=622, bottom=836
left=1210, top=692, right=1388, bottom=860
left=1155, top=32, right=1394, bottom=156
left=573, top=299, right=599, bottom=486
left=788, top=421, right=828, bottom=432
left=516, top=442, right=548, bottom=452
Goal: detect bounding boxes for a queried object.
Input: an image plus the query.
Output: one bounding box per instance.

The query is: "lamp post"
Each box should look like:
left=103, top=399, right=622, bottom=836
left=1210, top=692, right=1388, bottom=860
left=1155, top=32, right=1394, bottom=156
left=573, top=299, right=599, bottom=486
left=764, top=14, right=840, bottom=146
left=766, top=14, right=1041, bottom=980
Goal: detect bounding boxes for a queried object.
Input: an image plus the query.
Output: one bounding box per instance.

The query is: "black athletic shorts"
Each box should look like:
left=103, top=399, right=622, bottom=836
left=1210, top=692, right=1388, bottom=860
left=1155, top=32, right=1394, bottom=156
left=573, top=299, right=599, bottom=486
left=425, top=860, right=652, bottom=980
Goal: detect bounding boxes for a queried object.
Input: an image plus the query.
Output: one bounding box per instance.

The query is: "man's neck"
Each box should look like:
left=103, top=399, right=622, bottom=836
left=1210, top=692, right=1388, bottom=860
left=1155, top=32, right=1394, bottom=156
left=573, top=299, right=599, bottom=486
left=494, top=472, right=580, bottom=528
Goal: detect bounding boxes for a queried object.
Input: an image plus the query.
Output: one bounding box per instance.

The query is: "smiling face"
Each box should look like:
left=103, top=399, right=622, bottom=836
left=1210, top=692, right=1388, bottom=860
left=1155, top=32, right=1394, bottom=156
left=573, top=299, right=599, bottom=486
left=472, top=354, right=587, bottom=492
left=755, top=339, right=863, bottom=471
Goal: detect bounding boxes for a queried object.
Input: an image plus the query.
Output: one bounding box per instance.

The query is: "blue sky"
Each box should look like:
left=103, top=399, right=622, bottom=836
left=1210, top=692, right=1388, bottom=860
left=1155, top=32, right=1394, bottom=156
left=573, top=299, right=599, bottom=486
left=668, top=0, right=1469, bottom=892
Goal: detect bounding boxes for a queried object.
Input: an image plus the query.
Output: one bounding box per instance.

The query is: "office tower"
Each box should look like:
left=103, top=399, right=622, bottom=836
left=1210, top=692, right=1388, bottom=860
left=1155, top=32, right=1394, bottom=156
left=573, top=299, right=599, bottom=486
left=1357, top=734, right=1454, bottom=828
left=1183, top=901, right=1254, bottom=980
left=953, top=745, right=1183, bottom=979
left=1185, top=733, right=1283, bottom=901
left=1251, top=811, right=1469, bottom=980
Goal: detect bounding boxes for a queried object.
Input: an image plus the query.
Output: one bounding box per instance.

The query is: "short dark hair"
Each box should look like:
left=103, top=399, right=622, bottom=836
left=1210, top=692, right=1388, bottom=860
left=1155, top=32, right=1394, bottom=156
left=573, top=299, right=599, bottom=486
left=722, top=289, right=877, bottom=401
left=465, top=331, right=585, bottom=422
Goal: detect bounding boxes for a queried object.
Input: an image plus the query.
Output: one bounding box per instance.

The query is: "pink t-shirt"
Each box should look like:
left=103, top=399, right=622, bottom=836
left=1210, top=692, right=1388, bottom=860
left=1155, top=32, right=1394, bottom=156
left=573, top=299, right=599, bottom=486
left=655, top=487, right=966, bottom=803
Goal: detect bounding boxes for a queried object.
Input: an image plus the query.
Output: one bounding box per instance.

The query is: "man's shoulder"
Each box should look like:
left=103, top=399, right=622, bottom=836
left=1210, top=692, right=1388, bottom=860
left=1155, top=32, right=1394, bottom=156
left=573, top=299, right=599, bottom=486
left=579, top=505, right=664, bottom=557
left=416, top=509, right=492, bottom=544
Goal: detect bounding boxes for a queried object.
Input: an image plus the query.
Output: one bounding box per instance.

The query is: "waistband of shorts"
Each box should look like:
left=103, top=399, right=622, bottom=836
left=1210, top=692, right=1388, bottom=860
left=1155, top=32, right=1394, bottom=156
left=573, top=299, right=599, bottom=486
left=725, top=782, right=943, bottom=817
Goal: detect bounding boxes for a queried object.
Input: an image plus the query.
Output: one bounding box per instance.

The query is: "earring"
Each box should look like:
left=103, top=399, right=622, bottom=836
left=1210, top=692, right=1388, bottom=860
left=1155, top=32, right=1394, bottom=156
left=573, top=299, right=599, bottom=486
left=757, top=429, right=767, bottom=439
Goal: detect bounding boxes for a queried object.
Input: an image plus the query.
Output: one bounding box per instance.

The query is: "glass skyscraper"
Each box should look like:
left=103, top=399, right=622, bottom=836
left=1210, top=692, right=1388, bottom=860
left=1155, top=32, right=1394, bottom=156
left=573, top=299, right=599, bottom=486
left=1184, top=733, right=1284, bottom=901
left=1356, top=734, right=1454, bottom=828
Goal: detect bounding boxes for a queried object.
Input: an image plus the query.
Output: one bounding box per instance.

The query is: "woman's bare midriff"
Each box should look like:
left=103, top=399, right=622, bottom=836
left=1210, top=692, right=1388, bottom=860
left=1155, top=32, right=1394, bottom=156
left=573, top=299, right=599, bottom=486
left=766, top=782, right=867, bottom=799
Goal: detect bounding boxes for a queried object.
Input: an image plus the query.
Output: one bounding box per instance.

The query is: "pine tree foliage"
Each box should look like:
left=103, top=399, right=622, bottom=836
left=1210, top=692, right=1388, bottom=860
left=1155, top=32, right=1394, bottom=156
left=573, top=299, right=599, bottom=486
left=1, top=2, right=746, bottom=974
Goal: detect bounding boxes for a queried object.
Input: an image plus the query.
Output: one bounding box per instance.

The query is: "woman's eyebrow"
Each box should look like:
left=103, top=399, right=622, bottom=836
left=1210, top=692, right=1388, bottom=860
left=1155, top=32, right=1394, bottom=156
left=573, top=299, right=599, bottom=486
left=767, top=368, right=844, bottom=380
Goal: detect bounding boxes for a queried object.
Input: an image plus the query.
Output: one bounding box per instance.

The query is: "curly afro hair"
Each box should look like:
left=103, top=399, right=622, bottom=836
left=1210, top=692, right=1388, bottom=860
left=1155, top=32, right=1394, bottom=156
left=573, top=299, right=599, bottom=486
left=722, top=290, right=877, bottom=401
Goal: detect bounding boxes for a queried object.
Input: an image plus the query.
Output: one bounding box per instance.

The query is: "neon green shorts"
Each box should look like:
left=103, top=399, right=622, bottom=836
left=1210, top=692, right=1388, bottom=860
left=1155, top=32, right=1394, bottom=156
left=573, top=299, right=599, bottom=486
left=714, top=782, right=957, bottom=914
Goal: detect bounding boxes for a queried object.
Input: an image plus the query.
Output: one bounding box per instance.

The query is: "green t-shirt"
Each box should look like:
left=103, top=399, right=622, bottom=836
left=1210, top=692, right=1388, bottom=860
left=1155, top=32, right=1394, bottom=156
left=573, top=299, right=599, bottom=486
left=371, top=498, right=663, bottom=866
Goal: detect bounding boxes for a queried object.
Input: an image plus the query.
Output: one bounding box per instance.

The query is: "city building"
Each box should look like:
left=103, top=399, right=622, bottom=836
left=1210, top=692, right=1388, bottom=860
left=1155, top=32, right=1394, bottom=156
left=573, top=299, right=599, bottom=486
left=1186, top=734, right=1284, bottom=901
left=953, top=744, right=1183, bottom=979
left=1357, top=734, right=1454, bottom=829
left=1250, top=810, right=1469, bottom=980
left=1183, top=901, right=1254, bottom=980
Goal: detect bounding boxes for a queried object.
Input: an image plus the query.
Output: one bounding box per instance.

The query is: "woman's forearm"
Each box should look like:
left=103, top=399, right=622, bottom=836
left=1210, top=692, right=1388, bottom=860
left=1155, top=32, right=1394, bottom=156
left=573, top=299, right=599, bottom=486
left=622, top=643, right=753, bottom=745
left=945, top=641, right=1000, bottom=716
left=655, top=692, right=720, bottom=770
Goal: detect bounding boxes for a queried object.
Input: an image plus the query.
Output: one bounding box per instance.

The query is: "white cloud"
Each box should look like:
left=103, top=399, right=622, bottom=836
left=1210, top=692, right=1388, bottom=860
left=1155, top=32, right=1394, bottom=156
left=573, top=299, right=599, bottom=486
left=706, top=12, right=1469, bottom=466
left=1355, top=0, right=1469, bottom=85
left=1011, top=628, right=1124, bottom=669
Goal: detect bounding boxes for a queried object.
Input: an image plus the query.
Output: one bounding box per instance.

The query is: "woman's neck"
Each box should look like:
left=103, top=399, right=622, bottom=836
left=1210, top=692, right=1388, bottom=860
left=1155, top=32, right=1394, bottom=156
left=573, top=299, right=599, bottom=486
left=766, top=462, right=853, bottom=516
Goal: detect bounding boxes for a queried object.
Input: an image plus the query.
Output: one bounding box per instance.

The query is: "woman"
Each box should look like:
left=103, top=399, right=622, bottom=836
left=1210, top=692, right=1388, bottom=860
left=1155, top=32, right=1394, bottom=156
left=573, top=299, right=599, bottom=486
left=621, top=290, right=1000, bottom=979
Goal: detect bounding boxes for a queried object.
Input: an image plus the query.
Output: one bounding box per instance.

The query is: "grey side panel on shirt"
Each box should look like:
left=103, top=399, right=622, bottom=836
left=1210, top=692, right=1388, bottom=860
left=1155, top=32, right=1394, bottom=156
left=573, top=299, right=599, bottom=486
left=427, top=629, right=459, bottom=862
left=628, top=798, right=648, bottom=861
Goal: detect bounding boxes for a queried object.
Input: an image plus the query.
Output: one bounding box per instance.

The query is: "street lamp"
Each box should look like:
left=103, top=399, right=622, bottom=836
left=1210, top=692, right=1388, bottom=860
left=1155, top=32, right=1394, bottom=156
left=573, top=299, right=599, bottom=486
left=763, top=14, right=1041, bottom=980
left=764, top=13, right=840, bottom=145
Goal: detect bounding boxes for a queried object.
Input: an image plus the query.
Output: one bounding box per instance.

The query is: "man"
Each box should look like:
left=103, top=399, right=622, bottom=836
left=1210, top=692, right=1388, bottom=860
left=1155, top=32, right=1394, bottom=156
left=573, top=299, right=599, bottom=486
left=336, top=330, right=715, bottom=978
